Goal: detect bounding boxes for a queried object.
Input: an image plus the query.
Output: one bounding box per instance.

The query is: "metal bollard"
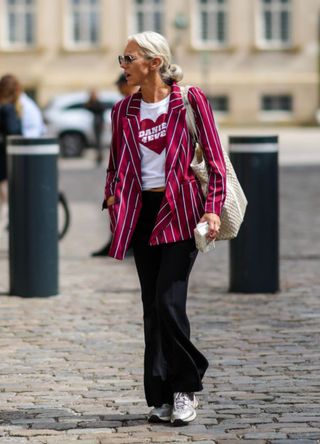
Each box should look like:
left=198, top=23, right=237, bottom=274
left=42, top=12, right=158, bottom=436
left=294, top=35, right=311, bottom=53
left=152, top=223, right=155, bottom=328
left=229, top=136, right=279, bottom=293
left=7, top=136, right=59, bottom=297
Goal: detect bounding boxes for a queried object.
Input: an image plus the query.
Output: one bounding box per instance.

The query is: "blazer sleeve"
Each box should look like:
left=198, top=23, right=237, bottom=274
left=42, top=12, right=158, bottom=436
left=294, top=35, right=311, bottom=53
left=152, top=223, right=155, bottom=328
left=188, top=86, right=227, bottom=216
left=104, top=103, right=120, bottom=207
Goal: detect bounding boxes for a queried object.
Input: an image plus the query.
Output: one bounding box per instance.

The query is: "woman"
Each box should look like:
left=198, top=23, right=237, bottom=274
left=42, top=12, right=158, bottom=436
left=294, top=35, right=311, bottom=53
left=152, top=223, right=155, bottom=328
left=0, top=75, right=22, bottom=228
left=104, top=32, right=226, bottom=426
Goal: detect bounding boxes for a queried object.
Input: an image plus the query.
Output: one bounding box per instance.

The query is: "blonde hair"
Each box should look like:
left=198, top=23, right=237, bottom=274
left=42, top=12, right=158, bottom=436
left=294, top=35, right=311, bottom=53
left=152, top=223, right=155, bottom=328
left=128, top=31, right=183, bottom=85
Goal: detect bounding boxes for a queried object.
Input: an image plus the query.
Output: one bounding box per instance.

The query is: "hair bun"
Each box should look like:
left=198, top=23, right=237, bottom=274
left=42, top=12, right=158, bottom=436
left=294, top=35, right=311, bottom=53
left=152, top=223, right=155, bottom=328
left=169, top=64, right=183, bottom=83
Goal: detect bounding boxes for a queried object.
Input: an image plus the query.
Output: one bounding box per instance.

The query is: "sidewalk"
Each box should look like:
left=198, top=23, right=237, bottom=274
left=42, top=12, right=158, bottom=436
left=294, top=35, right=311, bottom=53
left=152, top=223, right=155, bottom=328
left=0, top=137, right=320, bottom=443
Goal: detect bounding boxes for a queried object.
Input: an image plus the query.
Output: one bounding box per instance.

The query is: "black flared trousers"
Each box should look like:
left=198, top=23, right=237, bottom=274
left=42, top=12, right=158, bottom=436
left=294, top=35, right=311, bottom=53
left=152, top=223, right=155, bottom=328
left=131, top=191, right=209, bottom=407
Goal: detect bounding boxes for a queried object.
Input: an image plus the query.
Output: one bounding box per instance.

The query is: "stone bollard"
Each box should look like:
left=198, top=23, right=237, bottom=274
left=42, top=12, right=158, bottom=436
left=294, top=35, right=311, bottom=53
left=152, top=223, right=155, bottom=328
left=7, top=136, right=59, bottom=297
left=229, top=136, right=279, bottom=293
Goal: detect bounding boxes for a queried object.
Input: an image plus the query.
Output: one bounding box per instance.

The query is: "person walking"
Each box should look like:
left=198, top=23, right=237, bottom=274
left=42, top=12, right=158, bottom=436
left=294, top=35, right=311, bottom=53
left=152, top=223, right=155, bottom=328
left=104, top=31, right=226, bottom=426
left=0, top=74, right=45, bottom=138
left=85, top=90, right=106, bottom=165
left=0, top=75, right=22, bottom=230
left=91, top=74, right=138, bottom=257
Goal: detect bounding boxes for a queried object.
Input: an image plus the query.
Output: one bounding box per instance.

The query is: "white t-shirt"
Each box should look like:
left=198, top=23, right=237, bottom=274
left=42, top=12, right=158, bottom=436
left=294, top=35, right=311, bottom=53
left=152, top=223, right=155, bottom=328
left=139, top=95, right=169, bottom=190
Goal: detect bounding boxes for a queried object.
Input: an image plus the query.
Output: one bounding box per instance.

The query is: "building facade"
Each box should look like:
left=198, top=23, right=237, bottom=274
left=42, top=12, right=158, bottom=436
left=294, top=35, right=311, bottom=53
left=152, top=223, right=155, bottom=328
left=0, top=0, right=319, bottom=125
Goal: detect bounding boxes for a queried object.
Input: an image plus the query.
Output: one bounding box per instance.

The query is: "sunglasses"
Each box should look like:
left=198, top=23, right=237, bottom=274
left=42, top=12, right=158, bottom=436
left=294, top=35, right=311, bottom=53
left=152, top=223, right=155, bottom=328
left=118, top=55, right=138, bottom=65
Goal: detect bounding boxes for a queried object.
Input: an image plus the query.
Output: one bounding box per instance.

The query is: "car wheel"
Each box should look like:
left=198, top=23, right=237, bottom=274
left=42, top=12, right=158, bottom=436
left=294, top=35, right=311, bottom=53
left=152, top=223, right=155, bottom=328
left=59, top=132, right=85, bottom=158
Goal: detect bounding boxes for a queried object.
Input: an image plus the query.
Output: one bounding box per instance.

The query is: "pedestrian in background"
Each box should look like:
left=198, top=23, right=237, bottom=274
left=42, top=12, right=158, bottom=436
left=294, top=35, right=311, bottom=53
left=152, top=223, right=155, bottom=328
left=104, top=32, right=226, bottom=425
left=0, top=75, right=22, bottom=230
left=115, top=72, right=137, bottom=97
left=91, top=74, right=138, bottom=257
left=1, top=74, right=45, bottom=138
left=85, top=90, right=106, bottom=165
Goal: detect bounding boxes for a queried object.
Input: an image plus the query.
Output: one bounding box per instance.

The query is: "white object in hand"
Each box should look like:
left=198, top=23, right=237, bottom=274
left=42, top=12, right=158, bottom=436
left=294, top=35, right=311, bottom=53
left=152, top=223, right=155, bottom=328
left=194, top=222, right=216, bottom=253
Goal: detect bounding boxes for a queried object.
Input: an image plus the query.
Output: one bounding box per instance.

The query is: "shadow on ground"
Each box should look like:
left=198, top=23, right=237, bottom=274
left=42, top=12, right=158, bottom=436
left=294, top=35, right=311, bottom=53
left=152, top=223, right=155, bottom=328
left=0, top=409, right=151, bottom=431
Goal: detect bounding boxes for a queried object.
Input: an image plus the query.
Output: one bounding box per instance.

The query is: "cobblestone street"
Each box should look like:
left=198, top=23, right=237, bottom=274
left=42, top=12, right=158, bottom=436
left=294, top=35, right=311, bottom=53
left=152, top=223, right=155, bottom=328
left=0, top=134, right=320, bottom=443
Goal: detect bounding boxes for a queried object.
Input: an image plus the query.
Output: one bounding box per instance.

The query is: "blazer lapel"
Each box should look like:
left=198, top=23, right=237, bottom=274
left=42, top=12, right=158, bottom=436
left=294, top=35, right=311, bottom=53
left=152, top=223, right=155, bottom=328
left=165, top=83, right=185, bottom=175
left=165, top=83, right=186, bottom=212
left=121, top=93, right=142, bottom=189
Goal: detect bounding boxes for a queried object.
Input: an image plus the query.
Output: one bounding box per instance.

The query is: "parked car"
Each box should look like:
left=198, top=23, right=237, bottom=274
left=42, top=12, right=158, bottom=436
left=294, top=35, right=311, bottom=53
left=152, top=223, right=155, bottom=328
left=43, top=90, right=122, bottom=157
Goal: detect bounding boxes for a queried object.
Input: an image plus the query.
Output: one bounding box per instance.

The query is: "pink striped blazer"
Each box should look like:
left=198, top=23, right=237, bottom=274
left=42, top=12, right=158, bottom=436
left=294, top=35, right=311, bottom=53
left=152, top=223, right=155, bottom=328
left=104, top=83, right=226, bottom=260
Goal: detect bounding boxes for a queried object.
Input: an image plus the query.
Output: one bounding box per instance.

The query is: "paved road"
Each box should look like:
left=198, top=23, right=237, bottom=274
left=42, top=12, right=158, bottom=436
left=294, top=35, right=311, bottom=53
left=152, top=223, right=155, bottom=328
left=0, top=131, right=320, bottom=443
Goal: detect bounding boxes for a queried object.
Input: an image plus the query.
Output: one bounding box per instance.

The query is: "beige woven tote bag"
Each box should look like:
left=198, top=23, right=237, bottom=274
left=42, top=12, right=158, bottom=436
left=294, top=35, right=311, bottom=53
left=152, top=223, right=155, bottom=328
left=181, top=86, right=248, bottom=241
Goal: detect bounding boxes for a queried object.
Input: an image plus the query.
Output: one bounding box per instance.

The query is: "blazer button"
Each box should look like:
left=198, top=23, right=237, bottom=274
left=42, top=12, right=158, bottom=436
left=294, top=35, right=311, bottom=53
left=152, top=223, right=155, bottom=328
left=116, top=178, right=120, bottom=182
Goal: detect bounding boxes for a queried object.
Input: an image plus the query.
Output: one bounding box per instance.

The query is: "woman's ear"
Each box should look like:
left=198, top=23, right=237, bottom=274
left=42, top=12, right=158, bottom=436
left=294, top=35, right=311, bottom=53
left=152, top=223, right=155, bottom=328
left=150, top=57, right=162, bottom=71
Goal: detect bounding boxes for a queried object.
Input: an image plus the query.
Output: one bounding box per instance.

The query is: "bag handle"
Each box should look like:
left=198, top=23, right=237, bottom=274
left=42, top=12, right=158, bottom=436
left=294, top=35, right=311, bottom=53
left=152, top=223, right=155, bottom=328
left=180, top=86, right=198, bottom=144
left=181, top=86, right=204, bottom=163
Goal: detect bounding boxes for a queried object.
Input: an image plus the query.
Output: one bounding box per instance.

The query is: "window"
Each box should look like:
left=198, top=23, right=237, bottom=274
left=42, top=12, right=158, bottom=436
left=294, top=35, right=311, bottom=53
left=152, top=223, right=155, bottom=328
left=261, top=95, right=293, bottom=112
left=195, top=0, right=228, bottom=46
left=69, top=0, right=100, bottom=47
left=260, top=0, right=292, bottom=47
left=133, top=0, right=164, bottom=34
left=5, top=0, right=36, bottom=47
left=208, top=95, right=229, bottom=113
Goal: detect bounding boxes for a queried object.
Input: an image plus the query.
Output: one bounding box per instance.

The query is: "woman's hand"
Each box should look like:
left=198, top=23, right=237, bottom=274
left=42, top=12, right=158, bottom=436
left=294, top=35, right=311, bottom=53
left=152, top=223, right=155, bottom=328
left=107, top=195, right=115, bottom=207
left=200, top=213, right=221, bottom=240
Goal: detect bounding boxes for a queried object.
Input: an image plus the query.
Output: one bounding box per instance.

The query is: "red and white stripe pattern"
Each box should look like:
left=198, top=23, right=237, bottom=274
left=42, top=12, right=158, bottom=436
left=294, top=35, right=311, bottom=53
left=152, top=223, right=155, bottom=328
left=104, top=83, right=226, bottom=260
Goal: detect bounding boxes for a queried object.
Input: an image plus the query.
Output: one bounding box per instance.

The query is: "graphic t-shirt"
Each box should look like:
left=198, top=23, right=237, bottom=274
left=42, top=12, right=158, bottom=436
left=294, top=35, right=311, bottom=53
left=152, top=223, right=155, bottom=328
left=139, top=95, right=169, bottom=190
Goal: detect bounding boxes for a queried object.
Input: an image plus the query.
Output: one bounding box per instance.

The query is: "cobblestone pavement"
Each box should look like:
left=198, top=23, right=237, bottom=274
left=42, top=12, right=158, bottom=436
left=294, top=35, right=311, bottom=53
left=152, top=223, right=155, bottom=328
left=0, top=152, right=320, bottom=443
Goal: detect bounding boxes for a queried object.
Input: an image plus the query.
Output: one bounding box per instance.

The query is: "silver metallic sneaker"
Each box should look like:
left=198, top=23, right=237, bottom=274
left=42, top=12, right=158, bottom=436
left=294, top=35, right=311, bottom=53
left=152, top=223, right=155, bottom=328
left=171, top=392, right=198, bottom=426
left=148, top=403, right=172, bottom=423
